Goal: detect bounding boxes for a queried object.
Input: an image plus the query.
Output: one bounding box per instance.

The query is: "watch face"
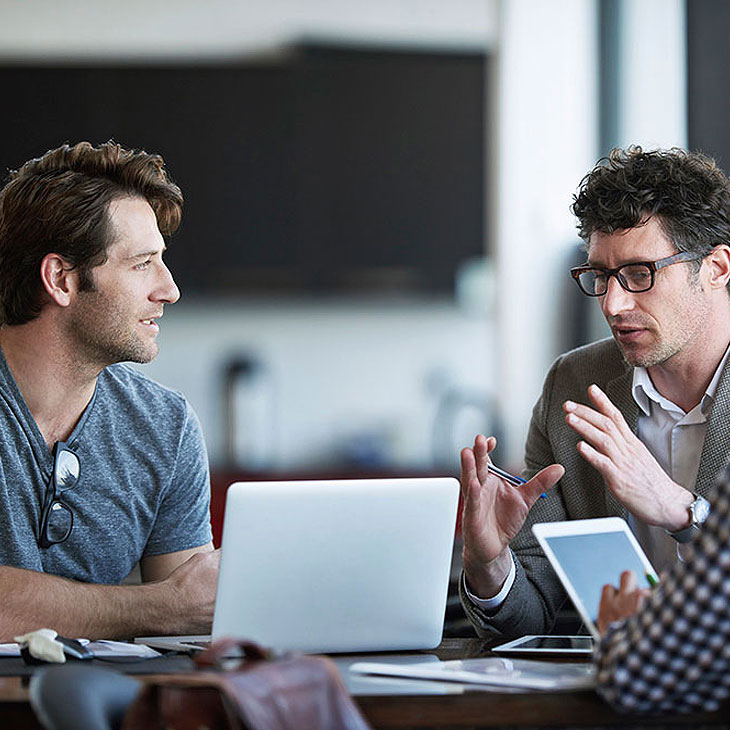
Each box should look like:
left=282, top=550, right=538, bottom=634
left=692, top=496, right=711, bottom=524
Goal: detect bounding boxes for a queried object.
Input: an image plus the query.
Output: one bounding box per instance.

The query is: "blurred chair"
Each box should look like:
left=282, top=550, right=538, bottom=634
left=29, top=664, right=141, bottom=730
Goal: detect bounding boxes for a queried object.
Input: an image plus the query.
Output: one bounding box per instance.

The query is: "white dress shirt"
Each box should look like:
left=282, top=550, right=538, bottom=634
left=630, top=344, right=730, bottom=571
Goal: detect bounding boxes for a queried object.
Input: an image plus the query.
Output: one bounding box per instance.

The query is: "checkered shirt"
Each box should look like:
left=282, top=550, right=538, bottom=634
left=594, top=464, right=730, bottom=714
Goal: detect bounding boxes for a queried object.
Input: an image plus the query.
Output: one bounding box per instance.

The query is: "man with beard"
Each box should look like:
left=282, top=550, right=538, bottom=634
left=459, top=147, right=730, bottom=639
left=0, top=141, right=218, bottom=641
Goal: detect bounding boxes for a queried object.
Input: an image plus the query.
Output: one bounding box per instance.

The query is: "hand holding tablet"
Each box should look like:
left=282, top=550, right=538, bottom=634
left=531, top=517, right=658, bottom=639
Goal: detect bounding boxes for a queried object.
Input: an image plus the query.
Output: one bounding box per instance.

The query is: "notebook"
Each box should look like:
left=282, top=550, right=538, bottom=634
left=138, top=477, right=460, bottom=654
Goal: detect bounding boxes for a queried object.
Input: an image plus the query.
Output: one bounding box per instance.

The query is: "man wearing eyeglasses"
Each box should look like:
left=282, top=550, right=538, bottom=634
left=459, top=146, right=730, bottom=639
left=0, top=141, right=219, bottom=641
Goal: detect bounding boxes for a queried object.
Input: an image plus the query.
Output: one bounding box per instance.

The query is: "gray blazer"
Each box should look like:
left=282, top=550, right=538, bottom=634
left=460, top=337, right=730, bottom=638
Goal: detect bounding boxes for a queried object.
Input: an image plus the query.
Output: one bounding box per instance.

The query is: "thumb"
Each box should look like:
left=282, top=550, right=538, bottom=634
left=522, top=463, right=564, bottom=505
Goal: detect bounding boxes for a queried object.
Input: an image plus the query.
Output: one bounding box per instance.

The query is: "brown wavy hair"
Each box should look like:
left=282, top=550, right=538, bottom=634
left=572, top=146, right=730, bottom=271
left=0, top=140, right=183, bottom=325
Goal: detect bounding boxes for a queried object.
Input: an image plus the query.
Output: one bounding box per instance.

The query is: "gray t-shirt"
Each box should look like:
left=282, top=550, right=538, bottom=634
left=0, top=351, right=212, bottom=584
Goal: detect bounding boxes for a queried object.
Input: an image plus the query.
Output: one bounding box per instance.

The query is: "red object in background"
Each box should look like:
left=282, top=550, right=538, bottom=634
left=209, top=470, right=463, bottom=549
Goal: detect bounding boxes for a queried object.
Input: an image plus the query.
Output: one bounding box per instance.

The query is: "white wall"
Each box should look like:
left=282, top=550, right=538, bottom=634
left=492, top=0, right=599, bottom=466
left=139, top=297, right=494, bottom=472
left=616, top=0, right=687, bottom=150
left=0, top=0, right=496, bottom=59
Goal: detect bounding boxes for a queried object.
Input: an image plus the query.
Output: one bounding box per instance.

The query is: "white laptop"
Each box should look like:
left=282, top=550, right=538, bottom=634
left=139, top=477, right=460, bottom=654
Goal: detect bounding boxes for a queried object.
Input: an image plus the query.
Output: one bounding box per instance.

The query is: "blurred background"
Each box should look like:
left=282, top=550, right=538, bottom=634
left=0, top=0, right=726, bottom=486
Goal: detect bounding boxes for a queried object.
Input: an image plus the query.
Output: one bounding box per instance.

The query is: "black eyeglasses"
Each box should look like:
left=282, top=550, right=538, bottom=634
left=38, top=441, right=81, bottom=548
left=570, top=251, right=704, bottom=297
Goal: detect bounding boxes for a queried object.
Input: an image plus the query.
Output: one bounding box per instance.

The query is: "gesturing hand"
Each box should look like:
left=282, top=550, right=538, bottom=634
left=597, top=570, right=650, bottom=634
left=460, top=434, right=564, bottom=598
left=564, top=384, right=693, bottom=531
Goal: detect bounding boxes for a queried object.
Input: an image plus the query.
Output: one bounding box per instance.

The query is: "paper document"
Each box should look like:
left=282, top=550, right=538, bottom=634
left=0, top=639, right=160, bottom=659
left=350, top=656, right=596, bottom=691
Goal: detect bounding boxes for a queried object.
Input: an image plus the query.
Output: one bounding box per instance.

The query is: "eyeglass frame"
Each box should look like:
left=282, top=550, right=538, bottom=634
left=38, top=441, right=81, bottom=549
left=570, top=251, right=705, bottom=297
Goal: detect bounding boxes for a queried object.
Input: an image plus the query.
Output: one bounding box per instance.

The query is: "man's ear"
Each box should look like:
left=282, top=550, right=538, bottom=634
left=705, top=244, right=730, bottom=290
left=39, top=253, right=78, bottom=307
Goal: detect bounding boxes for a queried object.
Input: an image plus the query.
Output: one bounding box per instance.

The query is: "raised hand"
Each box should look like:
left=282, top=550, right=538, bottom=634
left=460, top=434, right=564, bottom=598
left=564, top=384, right=693, bottom=530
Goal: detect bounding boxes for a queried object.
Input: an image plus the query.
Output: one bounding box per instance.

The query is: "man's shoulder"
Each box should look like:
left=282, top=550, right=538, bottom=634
left=99, top=363, right=188, bottom=413
left=551, top=337, right=629, bottom=384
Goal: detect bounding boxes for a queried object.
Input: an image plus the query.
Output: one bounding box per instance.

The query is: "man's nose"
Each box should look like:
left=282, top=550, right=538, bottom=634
left=154, top=262, right=180, bottom=304
left=600, top=275, right=634, bottom=317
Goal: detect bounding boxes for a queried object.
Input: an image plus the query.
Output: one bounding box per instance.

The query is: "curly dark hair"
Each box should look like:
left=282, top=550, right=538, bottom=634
left=571, top=146, right=730, bottom=267
left=0, top=140, right=183, bottom=325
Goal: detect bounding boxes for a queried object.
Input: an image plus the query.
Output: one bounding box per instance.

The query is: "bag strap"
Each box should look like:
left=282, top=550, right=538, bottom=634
left=195, top=638, right=273, bottom=668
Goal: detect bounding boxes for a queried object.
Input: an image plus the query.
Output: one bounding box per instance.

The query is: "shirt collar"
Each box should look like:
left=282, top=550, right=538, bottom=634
left=631, top=342, right=730, bottom=417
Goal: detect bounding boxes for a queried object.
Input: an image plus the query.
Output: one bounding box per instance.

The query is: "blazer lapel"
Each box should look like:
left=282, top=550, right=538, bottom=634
left=604, top=367, right=637, bottom=519
left=695, top=356, right=730, bottom=497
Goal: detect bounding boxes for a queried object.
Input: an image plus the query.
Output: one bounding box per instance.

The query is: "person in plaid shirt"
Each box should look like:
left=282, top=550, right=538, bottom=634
left=595, top=464, right=730, bottom=714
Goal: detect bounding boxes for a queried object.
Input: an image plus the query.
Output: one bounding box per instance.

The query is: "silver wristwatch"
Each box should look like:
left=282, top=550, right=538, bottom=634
left=669, top=493, right=711, bottom=543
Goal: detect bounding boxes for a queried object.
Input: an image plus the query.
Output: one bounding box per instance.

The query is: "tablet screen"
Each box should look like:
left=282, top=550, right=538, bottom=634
left=542, top=531, right=653, bottom=623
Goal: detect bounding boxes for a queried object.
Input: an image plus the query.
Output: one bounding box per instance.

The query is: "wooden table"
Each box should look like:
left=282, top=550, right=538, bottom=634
left=348, top=638, right=730, bottom=729
left=1, top=638, right=728, bottom=729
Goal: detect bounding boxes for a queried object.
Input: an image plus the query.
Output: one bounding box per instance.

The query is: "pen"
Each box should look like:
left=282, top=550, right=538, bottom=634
left=487, top=463, right=547, bottom=498
left=645, top=572, right=659, bottom=588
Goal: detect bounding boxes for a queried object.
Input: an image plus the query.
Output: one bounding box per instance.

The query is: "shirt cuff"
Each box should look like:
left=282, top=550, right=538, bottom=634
left=677, top=540, right=693, bottom=563
left=462, top=551, right=516, bottom=609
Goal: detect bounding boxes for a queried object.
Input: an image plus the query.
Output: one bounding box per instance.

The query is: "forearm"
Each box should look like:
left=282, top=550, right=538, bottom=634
left=459, top=557, right=560, bottom=638
left=0, top=565, right=184, bottom=642
left=462, top=547, right=512, bottom=599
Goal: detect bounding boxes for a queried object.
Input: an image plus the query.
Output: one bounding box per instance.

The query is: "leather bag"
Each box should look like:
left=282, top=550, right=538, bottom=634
left=121, top=638, right=372, bottom=730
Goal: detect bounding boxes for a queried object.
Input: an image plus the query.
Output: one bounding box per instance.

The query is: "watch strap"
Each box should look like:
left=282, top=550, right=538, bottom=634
left=668, top=493, right=711, bottom=543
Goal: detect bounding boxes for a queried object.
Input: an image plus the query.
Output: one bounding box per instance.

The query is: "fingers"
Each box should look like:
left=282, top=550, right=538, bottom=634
left=597, top=574, right=642, bottom=635
left=564, top=384, right=632, bottom=439
left=523, top=463, right=564, bottom=505
left=618, top=569, right=638, bottom=593
left=597, top=583, right=617, bottom=634
left=574, top=439, right=619, bottom=478
left=459, top=447, right=477, bottom=499
left=564, top=386, right=637, bottom=469
left=473, top=434, right=495, bottom=485
left=566, top=411, right=615, bottom=454
left=586, top=384, right=624, bottom=421
left=461, top=476, right=484, bottom=532
left=461, top=435, right=498, bottom=490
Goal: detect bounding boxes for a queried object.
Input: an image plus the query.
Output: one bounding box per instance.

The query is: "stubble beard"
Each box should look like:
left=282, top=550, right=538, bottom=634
left=67, top=291, right=159, bottom=368
left=617, top=337, right=682, bottom=369
left=613, top=276, right=710, bottom=369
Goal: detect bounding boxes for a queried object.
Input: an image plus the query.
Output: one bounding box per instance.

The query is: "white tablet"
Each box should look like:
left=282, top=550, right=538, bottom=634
left=532, top=516, right=658, bottom=639
left=492, top=634, right=593, bottom=656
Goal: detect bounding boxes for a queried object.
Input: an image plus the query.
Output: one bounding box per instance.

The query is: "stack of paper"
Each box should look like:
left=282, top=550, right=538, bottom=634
left=350, top=656, right=596, bottom=691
